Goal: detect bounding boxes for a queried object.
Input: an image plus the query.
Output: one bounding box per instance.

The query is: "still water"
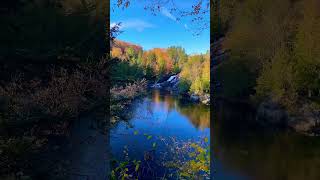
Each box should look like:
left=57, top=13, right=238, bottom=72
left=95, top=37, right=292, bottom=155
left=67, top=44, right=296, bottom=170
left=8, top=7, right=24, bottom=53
left=213, top=100, right=320, bottom=180
left=110, top=91, right=320, bottom=179
left=110, top=90, right=210, bottom=178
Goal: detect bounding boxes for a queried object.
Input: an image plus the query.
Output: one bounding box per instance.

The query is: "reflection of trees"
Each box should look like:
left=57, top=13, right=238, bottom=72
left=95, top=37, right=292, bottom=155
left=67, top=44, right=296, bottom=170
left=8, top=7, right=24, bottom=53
left=213, top=100, right=320, bottom=180
left=177, top=105, right=210, bottom=130
left=150, top=91, right=210, bottom=130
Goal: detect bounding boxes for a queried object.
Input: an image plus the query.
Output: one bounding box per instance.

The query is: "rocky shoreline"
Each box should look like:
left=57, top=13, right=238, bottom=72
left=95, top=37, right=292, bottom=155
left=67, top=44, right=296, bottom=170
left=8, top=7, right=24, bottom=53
left=256, top=99, right=320, bottom=136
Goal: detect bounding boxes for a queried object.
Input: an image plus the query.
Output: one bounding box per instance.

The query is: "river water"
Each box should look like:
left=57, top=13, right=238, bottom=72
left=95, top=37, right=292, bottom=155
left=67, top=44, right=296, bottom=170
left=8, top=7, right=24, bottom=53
left=110, top=90, right=320, bottom=179
left=110, top=90, right=210, bottom=178
left=213, top=100, right=320, bottom=180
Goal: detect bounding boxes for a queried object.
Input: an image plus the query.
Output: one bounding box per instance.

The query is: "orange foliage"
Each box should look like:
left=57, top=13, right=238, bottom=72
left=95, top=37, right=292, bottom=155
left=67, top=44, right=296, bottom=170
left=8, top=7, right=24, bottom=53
left=111, top=40, right=189, bottom=76
left=111, top=39, right=142, bottom=59
left=149, top=48, right=173, bottom=74
left=111, top=47, right=123, bottom=58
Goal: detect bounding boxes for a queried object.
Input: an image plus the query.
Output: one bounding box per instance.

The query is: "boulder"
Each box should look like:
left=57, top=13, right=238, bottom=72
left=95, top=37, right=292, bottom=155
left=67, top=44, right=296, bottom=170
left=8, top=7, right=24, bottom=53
left=257, top=99, right=320, bottom=134
left=200, top=94, right=210, bottom=105
left=288, top=117, right=316, bottom=133
left=288, top=104, right=320, bottom=133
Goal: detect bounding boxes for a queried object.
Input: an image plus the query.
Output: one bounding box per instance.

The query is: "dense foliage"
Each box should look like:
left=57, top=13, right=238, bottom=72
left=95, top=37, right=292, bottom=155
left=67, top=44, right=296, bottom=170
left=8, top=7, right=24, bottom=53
left=1, top=0, right=107, bottom=62
left=216, top=0, right=320, bottom=111
left=180, top=53, right=210, bottom=95
left=111, top=40, right=210, bottom=95
left=0, top=1, right=108, bottom=178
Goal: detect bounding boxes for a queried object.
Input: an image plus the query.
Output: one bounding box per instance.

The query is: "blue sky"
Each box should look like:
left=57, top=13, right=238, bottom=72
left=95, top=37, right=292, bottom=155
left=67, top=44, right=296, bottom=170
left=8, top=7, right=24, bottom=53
left=110, top=0, right=210, bottom=55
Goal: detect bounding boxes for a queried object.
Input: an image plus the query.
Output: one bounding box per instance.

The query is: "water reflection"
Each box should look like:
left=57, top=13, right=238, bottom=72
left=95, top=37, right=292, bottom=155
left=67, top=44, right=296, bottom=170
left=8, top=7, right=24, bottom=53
left=110, top=90, right=210, bottom=178
left=213, top=100, right=320, bottom=180
left=149, top=90, right=210, bottom=130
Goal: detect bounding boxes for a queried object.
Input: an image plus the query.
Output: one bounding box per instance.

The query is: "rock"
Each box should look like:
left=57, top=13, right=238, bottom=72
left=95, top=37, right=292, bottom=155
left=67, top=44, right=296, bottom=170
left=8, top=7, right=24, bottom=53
left=151, top=83, right=161, bottom=89
left=190, top=94, right=200, bottom=102
left=257, top=99, right=320, bottom=134
left=200, top=94, right=210, bottom=105
left=288, top=104, right=320, bottom=133
left=288, top=117, right=316, bottom=133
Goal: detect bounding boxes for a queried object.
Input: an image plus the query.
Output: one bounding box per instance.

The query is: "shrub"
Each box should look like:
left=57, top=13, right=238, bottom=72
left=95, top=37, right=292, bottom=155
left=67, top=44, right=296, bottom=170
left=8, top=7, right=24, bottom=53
left=178, top=79, right=191, bottom=94
left=0, top=59, right=108, bottom=127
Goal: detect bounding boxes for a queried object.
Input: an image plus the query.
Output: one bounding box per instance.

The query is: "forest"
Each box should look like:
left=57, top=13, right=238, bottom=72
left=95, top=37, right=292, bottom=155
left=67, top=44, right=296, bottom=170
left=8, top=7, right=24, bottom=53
left=214, top=0, right=320, bottom=133
left=1, top=0, right=109, bottom=179
left=110, top=39, right=210, bottom=96
left=0, top=0, right=210, bottom=178
left=108, top=1, right=211, bottom=177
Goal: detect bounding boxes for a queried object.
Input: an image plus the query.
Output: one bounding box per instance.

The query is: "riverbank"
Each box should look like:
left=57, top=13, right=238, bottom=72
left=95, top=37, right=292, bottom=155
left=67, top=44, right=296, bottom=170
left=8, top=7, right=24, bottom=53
left=213, top=0, right=320, bottom=137
left=149, top=74, right=210, bottom=105
left=110, top=79, right=147, bottom=126
left=256, top=98, right=320, bottom=136
left=213, top=98, right=320, bottom=180
left=214, top=95, right=320, bottom=136
left=0, top=59, right=109, bottom=179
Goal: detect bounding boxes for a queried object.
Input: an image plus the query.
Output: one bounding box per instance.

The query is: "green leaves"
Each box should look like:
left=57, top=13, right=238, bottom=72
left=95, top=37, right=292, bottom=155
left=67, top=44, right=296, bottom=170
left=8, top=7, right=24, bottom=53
left=204, top=137, right=209, bottom=143
left=111, top=133, right=210, bottom=179
left=133, top=160, right=141, bottom=172
left=143, top=133, right=152, bottom=140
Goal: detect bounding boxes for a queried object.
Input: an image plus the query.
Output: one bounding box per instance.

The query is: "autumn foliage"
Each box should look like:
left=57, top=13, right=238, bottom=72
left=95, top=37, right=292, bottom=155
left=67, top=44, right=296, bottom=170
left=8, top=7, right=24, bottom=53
left=111, top=39, right=210, bottom=95
left=111, top=40, right=173, bottom=76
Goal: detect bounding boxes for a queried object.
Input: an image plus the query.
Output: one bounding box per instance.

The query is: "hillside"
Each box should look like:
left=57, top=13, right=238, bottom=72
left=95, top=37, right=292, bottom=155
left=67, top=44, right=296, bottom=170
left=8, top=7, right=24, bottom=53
left=111, top=39, right=143, bottom=60
left=110, top=40, right=210, bottom=96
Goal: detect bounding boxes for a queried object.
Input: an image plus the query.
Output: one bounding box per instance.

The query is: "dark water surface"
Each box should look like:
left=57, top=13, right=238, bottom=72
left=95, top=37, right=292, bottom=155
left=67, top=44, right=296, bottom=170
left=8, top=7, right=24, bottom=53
left=110, top=91, right=320, bottom=179
left=213, top=100, right=320, bottom=180
left=110, top=90, right=210, bottom=177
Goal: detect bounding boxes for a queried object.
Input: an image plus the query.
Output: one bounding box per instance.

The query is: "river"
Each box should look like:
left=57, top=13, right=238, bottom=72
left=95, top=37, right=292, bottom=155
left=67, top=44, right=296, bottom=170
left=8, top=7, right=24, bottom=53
left=110, top=90, right=210, bottom=178
left=109, top=90, right=320, bottom=179
left=213, top=100, right=320, bottom=180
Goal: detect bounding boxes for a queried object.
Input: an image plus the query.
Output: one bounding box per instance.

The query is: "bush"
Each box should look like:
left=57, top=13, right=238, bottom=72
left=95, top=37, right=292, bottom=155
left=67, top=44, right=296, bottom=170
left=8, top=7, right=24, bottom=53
left=180, top=53, right=210, bottom=95
left=178, top=79, right=191, bottom=94
left=110, top=79, right=147, bottom=124
left=110, top=58, right=145, bottom=85
left=215, top=56, right=256, bottom=97
left=0, top=59, right=108, bottom=127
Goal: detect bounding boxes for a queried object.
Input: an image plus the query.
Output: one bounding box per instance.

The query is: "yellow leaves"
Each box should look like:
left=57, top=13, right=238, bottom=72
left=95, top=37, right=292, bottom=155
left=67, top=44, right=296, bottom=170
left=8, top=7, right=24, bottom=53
left=204, top=137, right=209, bottom=143
left=149, top=48, right=173, bottom=74
left=111, top=47, right=122, bottom=58
left=180, top=53, right=210, bottom=95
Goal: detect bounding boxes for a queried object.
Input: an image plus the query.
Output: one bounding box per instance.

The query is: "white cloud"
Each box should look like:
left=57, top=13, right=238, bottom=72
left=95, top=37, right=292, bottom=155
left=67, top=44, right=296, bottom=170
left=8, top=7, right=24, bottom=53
left=110, top=22, right=117, bottom=28
left=160, top=7, right=177, bottom=21
left=110, top=19, right=155, bottom=32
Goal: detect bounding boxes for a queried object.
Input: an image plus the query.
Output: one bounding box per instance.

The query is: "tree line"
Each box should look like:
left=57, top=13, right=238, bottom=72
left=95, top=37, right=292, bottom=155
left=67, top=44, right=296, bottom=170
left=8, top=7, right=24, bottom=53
left=215, top=0, right=320, bottom=111
left=111, top=39, right=210, bottom=95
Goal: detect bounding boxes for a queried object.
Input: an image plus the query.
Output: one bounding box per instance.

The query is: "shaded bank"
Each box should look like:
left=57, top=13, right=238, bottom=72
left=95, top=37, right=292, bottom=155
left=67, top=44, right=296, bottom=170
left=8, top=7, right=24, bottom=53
left=0, top=59, right=109, bottom=179
left=213, top=99, right=320, bottom=180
